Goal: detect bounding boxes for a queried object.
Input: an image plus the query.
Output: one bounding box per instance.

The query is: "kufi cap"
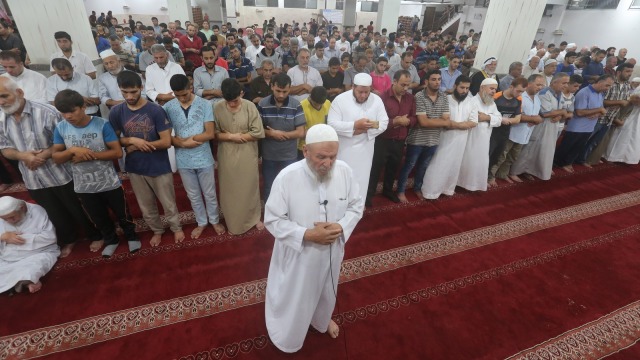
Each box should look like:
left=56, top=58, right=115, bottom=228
left=353, top=73, right=372, bottom=86
left=480, top=78, right=498, bottom=86
left=567, top=43, right=576, bottom=48
left=481, top=57, right=497, bottom=69
left=305, top=124, right=339, bottom=145
left=631, top=77, right=640, bottom=83
left=100, top=49, right=117, bottom=59
left=544, top=59, right=558, bottom=67
left=0, top=196, right=24, bottom=217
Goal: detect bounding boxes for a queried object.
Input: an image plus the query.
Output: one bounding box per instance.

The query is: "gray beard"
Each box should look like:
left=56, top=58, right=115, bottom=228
left=0, top=100, right=21, bottom=115
left=481, top=93, right=494, bottom=105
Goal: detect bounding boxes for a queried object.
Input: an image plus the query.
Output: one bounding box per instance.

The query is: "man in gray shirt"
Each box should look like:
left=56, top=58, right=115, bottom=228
left=47, top=58, right=100, bottom=115
left=193, top=46, right=228, bottom=106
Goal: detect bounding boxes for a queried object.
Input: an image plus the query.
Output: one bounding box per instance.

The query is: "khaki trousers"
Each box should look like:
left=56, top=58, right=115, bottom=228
left=129, top=172, right=181, bottom=234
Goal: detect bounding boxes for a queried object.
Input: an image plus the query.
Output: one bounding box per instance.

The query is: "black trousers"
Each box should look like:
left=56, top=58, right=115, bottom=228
left=28, top=181, right=101, bottom=244
left=78, top=187, right=138, bottom=246
left=488, top=125, right=511, bottom=170
left=554, top=131, right=591, bottom=167
left=0, top=156, right=20, bottom=185
left=367, top=138, right=405, bottom=200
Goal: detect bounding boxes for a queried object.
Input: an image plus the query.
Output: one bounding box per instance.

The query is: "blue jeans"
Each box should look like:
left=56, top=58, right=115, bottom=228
left=579, top=122, right=610, bottom=164
left=262, top=159, right=297, bottom=200
left=178, top=165, right=220, bottom=227
left=396, top=144, right=438, bottom=193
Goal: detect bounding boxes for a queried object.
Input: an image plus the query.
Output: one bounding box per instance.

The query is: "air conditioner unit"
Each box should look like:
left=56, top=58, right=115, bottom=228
left=160, top=6, right=168, bottom=11
left=537, top=28, right=545, bottom=33
left=553, top=29, right=564, bottom=35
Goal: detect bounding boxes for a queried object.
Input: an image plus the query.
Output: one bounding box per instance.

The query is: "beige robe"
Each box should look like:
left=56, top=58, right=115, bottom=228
left=214, top=99, right=265, bottom=235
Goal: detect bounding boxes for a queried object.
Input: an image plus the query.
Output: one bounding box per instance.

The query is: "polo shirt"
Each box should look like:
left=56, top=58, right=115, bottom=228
left=387, top=63, right=420, bottom=85
left=566, top=85, right=604, bottom=133
left=509, top=92, right=541, bottom=144
left=228, top=57, right=253, bottom=80
left=380, top=87, right=417, bottom=141
left=439, top=67, right=462, bottom=93
left=298, top=98, right=331, bottom=150
left=257, top=96, right=306, bottom=161
left=409, top=89, right=448, bottom=147
left=193, top=65, right=229, bottom=105
left=370, top=71, right=391, bottom=94
left=49, top=50, right=96, bottom=75
left=309, top=55, right=329, bottom=72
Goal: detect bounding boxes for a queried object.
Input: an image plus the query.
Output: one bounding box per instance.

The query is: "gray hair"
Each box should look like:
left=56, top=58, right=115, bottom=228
left=260, top=59, right=274, bottom=68
left=508, top=61, right=523, bottom=72
left=0, top=76, right=19, bottom=93
left=551, top=72, right=569, bottom=83
left=527, top=73, right=544, bottom=83
left=290, top=38, right=299, bottom=46
left=150, top=44, right=167, bottom=54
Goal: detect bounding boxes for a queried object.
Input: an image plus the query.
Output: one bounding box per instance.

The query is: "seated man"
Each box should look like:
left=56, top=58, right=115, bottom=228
left=0, top=196, right=60, bottom=295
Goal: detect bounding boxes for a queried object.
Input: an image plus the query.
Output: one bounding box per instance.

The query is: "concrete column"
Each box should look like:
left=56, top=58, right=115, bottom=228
left=208, top=0, right=225, bottom=26
left=342, top=0, right=357, bottom=29
left=376, top=0, right=400, bottom=36
left=168, top=0, right=193, bottom=24
left=473, top=0, right=546, bottom=74
left=7, top=0, right=98, bottom=73
left=226, top=0, right=239, bottom=27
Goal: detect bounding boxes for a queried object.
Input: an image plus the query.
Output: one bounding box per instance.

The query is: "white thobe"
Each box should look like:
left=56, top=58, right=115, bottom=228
left=0, top=203, right=59, bottom=293
left=457, top=94, right=502, bottom=191
left=327, top=91, right=389, bottom=201
left=264, top=159, right=364, bottom=353
left=605, top=89, right=640, bottom=164
left=422, top=95, right=478, bottom=199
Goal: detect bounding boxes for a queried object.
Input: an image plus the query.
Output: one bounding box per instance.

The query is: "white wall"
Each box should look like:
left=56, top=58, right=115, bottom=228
left=82, top=0, right=170, bottom=24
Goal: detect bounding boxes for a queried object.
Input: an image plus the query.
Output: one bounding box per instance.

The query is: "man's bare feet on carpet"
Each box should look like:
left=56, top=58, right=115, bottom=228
left=59, top=243, right=75, bottom=258
left=508, top=175, right=523, bottom=183
left=327, top=320, right=340, bottom=338
left=150, top=234, right=162, bottom=247
left=503, top=177, right=513, bottom=184
left=174, top=230, right=185, bottom=243
left=191, top=226, right=207, bottom=239
left=583, top=163, right=592, bottom=168
left=213, top=223, right=226, bottom=235
left=256, top=221, right=265, bottom=231
left=0, top=183, right=10, bottom=193
left=562, top=165, right=574, bottom=173
left=89, top=240, right=104, bottom=252
left=28, top=282, right=42, bottom=293
left=414, top=190, right=424, bottom=200
left=397, top=192, right=408, bottom=203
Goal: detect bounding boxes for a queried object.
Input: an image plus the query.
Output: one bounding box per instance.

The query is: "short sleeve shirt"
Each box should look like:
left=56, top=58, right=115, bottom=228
left=53, top=117, right=121, bottom=193
left=409, top=90, right=448, bottom=146
left=109, top=102, right=173, bottom=176
left=257, top=96, right=306, bottom=161
left=566, top=85, right=604, bottom=133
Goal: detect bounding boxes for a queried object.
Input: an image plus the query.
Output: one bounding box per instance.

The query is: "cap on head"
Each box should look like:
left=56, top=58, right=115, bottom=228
left=353, top=73, right=372, bottom=86
left=100, top=49, right=117, bottom=59
left=0, top=196, right=24, bottom=216
left=305, top=124, right=338, bottom=145
left=480, top=78, right=498, bottom=86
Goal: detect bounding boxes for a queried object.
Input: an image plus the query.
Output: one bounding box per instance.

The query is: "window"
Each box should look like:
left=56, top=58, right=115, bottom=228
left=284, top=0, right=317, bottom=9
left=336, top=0, right=344, bottom=10
left=360, top=1, right=378, bottom=12
left=566, top=0, right=620, bottom=9
left=631, top=0, right=640, bottom=8
left=244, top=0, right=278, bottom=6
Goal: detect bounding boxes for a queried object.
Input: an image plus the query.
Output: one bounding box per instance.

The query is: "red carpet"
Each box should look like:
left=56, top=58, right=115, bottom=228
left=2, top=163, right=640, bottom=359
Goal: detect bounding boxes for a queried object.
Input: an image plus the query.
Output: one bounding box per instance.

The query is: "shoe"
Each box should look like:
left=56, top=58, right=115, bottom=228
left=383, top=191, right=401, bottom=203
left=365, top=198, right=373, bottom=208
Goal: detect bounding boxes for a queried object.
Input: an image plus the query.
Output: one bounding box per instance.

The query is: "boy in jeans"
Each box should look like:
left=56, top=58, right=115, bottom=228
left=51, top=89, right=140, bottom=258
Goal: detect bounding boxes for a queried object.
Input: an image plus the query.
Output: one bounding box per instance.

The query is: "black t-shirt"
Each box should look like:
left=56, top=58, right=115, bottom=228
left=321, top=71, right=344, bottom=101
left=0, top=34, right=25, bottom=61
left=493, top=92, right=522, bottom=135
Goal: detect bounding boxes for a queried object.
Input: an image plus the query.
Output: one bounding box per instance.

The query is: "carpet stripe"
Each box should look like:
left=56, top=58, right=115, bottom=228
left=2, top=191, right=640, bottom=359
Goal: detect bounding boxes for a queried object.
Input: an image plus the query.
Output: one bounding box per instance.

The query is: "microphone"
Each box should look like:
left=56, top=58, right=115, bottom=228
left=319, top=200, right=328, bottom=205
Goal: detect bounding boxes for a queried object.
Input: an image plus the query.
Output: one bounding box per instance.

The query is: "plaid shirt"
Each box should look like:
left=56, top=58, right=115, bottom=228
left=599, top=79, right=631, bottom=125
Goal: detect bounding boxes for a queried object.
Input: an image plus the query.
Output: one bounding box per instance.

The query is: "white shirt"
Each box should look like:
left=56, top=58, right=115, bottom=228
left=49, top=50, right=96, bottom=76
left=336, top=39, right=351, bottom=55
left=121, top=38, right=137, bottom=55
left=144, top=61, right=186, bottom=101
left=1, top=69, right=47, bottom=104
left=286, top=65, right=323, bottom=102
left=245, top=45, right=264, bottom=66
left=46, top=72, right=99, bottom=114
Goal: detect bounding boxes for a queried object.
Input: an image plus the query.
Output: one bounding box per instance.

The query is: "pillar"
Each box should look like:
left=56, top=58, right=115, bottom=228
left=7, top=0, right=98, bottom=73
left=342, top=0, right=356, bottom=29
left=168, top=0, right=193, bottom=24
left=226, top=0, right=239, bottom=27
left=376, top=0, right=400, bottom=36
left=208, top=0, right=225, bottom=27
left=473, top=0, right=546, bottom=74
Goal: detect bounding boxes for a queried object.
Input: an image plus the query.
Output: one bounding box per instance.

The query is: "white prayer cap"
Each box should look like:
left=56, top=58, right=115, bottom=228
left=480, top=78, right=498, bottom=86
left=100, top=49, right=117, bottom=59
left=544, top=59, right=558, bottom=67
left=0, top=196, right=24, bottom=216
left=353, top=73, right=372, bottom=87
left=567, top=43, right=577, bottom=48
left=481, top=57, right=497, bottom=69
left=305, top=124, right=338, bottom=145
left=631, top=77, right=640, bottom=83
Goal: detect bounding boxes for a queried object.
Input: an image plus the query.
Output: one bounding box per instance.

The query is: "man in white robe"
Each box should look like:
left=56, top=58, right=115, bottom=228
left=457, top=79, right=502, bottom=192
left=327, top=73, right=389, bottom=203
left=0, top=196, right=59, bottom=294
left=422, top=75, right=477, bottom=199
left=264, top=124, right=364, bottom=353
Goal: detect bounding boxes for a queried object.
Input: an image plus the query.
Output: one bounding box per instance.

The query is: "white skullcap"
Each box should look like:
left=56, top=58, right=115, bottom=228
left=567, top=43, right=576, bottom=48
left=631, top=77, right=640, bottom=83
left=481, top=57, right=497, bottom=69
left=544, top=59, right=558, bottom=67
left=100, top=49, right=117, bottom=59
left=480, top=78, right=498, bottom=86
left=305, top=124, right=338, bottom=145
left=0, top=196, right=24, bottom=216
left=353, top=73, right=372, bottom=87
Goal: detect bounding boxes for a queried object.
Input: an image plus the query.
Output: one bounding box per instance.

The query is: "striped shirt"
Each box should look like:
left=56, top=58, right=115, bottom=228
left=0, top=100, right=72, bottom=189
left=408, top=90, right=449, bottom=146
left=258, top=95, right=306, bottom=161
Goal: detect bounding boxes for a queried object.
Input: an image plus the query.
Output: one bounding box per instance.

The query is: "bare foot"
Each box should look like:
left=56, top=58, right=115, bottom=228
left=582, top=163, right=592, bottom=168
left=174, top=230, right=185, bottom=244
left=414, top=190, right=424, bottom=200
left=28, top=282, right=42, bottom=293
left=522, top=174, right=535, bottom=181
left=397, top=192, right=408, bottom=203
left=150, top=234, right=162, bottom=247
left=255, top=221, right=265, bottom=231
left=191, top=226, right=207, bottom=239
left=59, top=243, right=75, bottom=258
left=551, top=170, right=555, bottom=176
left=89, top=240, right=104, bottom=252
left=508, top=175, right=523, bottom=183
left=487, top=179, right=498, bottom=187
left=0, top=183, right=9, bottom=193
left=213, top=223, right=226, bottom=235
left=503, top=177, right=513, bottom=184
left=327, top=320, right=340, bottom=338
left=562, top=165, right=574, bottom=173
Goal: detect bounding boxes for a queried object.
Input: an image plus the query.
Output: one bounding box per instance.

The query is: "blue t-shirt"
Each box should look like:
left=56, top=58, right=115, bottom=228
left=566, top=85, right=604, bottom=133
left=163, top=96, right=215, bottom=169
left=53, top=116, right=121, bottom=193
left=109, top=101, right=173, bottom=176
